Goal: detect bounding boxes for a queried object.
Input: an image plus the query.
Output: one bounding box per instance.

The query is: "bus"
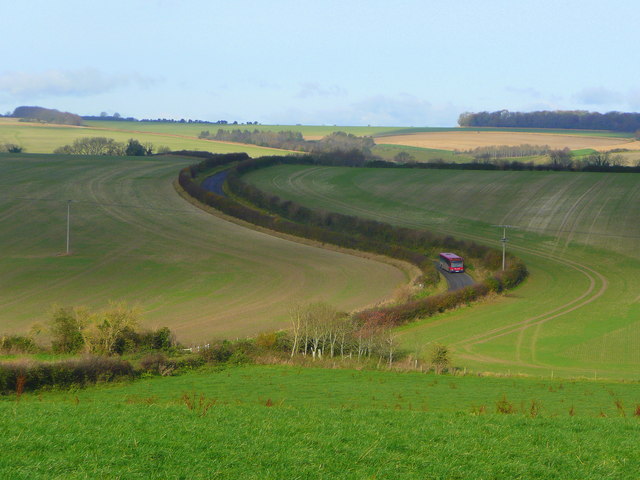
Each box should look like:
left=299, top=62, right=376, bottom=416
left=439, top=252, right=464, bottom=273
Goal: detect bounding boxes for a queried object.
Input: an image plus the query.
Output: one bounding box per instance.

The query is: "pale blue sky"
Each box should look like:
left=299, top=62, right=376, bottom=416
left=2, top=0, right=638, bottom=126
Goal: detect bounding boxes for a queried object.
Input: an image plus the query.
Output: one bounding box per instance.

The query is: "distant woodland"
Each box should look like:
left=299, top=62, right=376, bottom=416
left=10, top=106, right=84, bottom=126
left=458, top=110, right=640, bottom=133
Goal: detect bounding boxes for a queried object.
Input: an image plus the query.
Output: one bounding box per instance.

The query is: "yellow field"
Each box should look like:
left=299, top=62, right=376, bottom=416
left=378, top=131, right=640, bottom=151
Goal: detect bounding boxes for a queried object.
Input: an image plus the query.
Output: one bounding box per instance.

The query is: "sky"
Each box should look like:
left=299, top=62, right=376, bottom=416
left=1, top=0, right=639, bottom=126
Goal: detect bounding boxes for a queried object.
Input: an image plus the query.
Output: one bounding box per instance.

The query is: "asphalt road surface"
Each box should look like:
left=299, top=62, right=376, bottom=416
left=437, top=264, right=475, bottom=291
left=201, top=170, right=229, bottom=196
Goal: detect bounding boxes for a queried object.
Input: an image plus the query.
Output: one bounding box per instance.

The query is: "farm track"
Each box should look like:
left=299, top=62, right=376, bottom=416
left=272, top=167, right=610, bottom=371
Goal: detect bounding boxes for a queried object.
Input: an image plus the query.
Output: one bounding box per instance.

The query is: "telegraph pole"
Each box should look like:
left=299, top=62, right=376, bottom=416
left=66, top=200, right=71, bottom=255
left=491, top=225, right=516, bottom=270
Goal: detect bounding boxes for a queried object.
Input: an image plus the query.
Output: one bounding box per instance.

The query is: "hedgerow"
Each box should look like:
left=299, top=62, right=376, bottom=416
left=177, top=153, right=528, bottom=329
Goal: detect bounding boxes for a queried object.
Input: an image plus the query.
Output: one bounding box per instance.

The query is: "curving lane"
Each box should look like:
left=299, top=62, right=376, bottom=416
left=204, top=171, right=475, bottom=294
left=438, top=265, right=475, bottom=291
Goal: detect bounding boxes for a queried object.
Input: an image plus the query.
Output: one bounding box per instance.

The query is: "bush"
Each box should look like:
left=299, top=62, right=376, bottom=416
left=139, top=353, right=167, bottom=373
left=0, top=356, right=135, bottom=395
left=0, top=335, right=39, bottom=354
left=2, top=143, right=23, bottom=153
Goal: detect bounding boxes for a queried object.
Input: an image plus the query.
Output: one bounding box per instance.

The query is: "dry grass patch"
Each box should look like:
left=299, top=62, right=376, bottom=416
left=379, top=131, right=632, bottom=151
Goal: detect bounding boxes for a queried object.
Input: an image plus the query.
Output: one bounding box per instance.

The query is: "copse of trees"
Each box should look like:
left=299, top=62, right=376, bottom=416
left=199, top=129, right=376, bottom=159
left=46, top=302, right=176, bottom=356
left=458, top=109, right=640, bottom=132
left=12, top=106, right=84, bottom=126
left=53, top=137, right=155, bottom=156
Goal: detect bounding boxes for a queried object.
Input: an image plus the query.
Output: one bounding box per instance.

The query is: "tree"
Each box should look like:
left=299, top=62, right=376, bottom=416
left=393, top=151, right=415, bottom=163
left=3, top=143, right=23, bottom=153
left=54, top=137, right=124, bottom=155
left=85, top=302, right=140, bottom=355
left=125, top=139, right=147, bottom=156
left=548, top=148, right=572, bottom=169
left=48, top=306, right=90, bottom=353
left=430, top=343, right=450, bottom=374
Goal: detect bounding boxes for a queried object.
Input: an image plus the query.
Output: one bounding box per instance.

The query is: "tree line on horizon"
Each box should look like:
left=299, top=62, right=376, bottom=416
left=199, top=129, right=376, bottom=160
left=458, top=109, right=640, bottom=133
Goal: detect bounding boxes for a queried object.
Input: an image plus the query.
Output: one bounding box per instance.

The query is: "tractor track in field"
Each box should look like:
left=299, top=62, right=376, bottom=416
left=83, top=164, right=318, bottom=331
left=272, top=166, right=610, bottom=370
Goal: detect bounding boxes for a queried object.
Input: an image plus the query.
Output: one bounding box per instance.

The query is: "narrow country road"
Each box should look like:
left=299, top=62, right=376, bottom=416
left=203, top=171, right=475, bottom=293
left=201, top=170, right=228, bottom=196
left=438, top=266, right=475, bottom=291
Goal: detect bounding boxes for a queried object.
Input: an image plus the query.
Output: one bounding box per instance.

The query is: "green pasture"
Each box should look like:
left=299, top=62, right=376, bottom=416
left=244, top=165, right=640, bottom=379
left=0, top=120, right=288, bottom=156
left=1, top=365, right=639, bottom=479
left=0, top=154, right=405, bottom=342
left=84, top=120, right=402, bottom=139
left=373, top=144, right=473, bottom=162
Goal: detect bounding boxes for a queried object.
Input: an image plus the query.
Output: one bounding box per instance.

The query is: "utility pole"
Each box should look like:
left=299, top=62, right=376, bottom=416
left=66, top=200, right=71, bottom=255
left=491, top=225, right=516, bottom=270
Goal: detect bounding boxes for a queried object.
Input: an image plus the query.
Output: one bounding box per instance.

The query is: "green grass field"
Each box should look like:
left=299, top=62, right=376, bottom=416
left=372, top=144, right=474, bottom=162
left=0, top=119, right=291, bottom=156
left=2, top=364, right=639, bottom=479
left=244, top=165, right=640, bottom=379
left=84, top=120, right=404, bottom=138
left=0, top=154, right=406, bottom=342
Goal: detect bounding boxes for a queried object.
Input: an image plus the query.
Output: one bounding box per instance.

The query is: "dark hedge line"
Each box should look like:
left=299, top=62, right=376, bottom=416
left=357, top=260, right=528, bottom=327
left=178, top=153, right=528, bottom=327
left=0, top=356, right=135, bottom=395
left=368, top=159, right=640, bottom=173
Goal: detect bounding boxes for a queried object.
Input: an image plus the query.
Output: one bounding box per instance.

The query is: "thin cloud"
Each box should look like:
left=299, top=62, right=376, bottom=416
left=505, top=86, right=543, bottom=99
left=296, top=82, right=347, bottom=99
left=0, top=68, right=158, bottom=99
left=270, top=94, right=460, bottom=126
left=574, top=87, right=623, bottom=106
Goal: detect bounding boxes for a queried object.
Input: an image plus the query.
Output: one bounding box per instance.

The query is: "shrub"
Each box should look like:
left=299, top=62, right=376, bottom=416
left=3, top=143, right=23, bottom=153
left=49, top=306, right=88, bottom=354
left=0, top=335, right=39, bottom=354
left=139, top=353, right=167, bottom=373
left=0, top=356, right=135, bottom=395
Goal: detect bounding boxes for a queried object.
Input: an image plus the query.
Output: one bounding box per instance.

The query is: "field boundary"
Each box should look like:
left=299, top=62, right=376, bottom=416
left=177, top=154, right=528, bottom=329
left=173, top=180, right=420, bottom=309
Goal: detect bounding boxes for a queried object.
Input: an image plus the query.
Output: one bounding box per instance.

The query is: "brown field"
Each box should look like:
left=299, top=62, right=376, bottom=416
left=378, top=131, right=640, bottom=151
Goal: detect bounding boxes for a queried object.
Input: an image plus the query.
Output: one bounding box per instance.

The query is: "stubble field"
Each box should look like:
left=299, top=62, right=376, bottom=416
left=378, top=130, right=640, bottom=151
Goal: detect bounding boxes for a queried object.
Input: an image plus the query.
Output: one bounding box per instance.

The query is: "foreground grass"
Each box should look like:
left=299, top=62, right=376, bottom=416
left=2, top=365, right=639, bottom=479
left=244, top=165, right=640, bottom=378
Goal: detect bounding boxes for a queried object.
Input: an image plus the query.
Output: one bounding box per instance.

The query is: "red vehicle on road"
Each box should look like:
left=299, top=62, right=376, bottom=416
left=439, top=252, right=464, bottom=273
